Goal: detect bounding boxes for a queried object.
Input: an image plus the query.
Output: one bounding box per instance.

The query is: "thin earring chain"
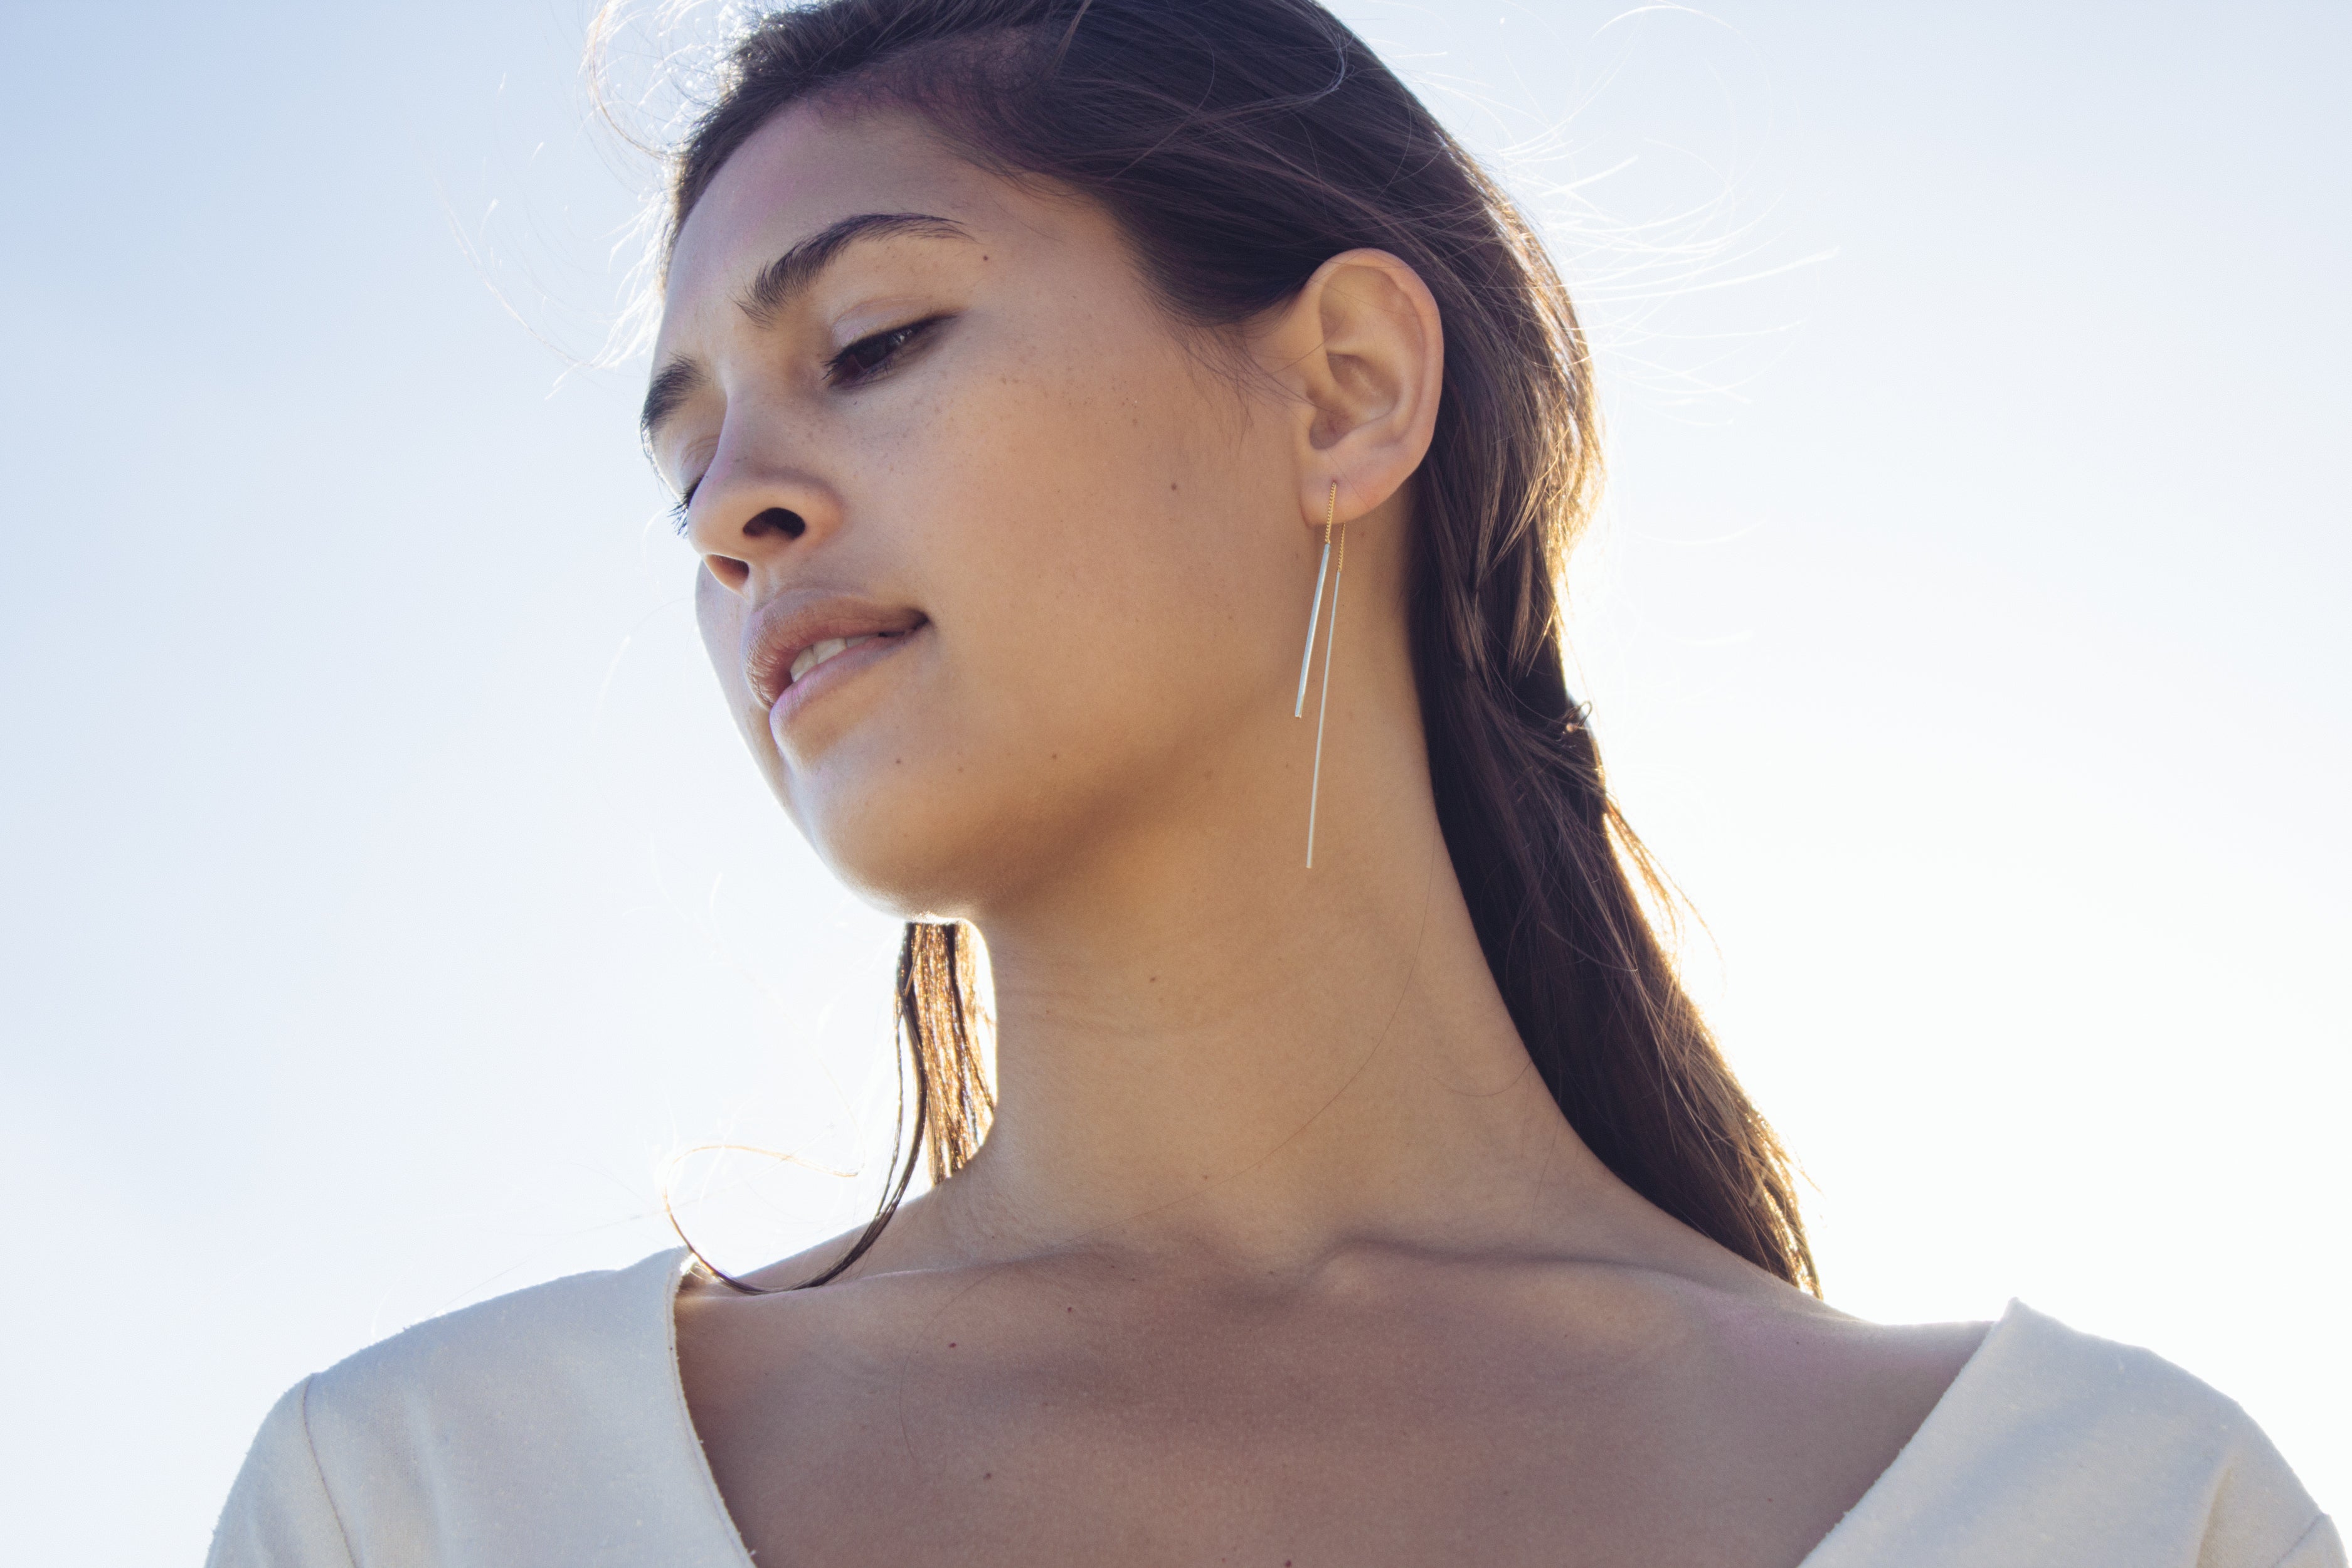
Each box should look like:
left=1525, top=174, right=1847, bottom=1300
left=1299, top=482, right=1345, bottom=868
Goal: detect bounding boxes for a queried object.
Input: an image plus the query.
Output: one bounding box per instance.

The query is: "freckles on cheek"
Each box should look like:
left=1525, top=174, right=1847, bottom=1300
left=973, top=329, right=1187, bottom=514
left=906, top=295, right=1209, bottom=660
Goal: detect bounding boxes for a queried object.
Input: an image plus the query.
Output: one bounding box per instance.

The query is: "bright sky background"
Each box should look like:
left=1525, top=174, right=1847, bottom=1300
left=3, top=1, right=2344, bottom=1560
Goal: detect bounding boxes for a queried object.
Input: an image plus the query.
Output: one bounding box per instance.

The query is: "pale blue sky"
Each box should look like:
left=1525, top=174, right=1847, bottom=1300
left=3, top=2, right=2345, bottom=1559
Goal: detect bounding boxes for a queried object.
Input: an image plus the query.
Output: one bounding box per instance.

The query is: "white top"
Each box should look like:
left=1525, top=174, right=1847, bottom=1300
left=208, top=1248, right=2343, bottom=1568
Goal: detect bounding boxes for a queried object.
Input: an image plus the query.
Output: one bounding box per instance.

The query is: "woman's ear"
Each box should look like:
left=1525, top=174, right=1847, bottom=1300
left=1255, top=248, right=1444, bottom=527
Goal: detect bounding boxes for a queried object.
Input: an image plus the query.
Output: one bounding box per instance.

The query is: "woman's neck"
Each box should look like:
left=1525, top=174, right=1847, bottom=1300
left=915, top=699, right=1637, bottom=1280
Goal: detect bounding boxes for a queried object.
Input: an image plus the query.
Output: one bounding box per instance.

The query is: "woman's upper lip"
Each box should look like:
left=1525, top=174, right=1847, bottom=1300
left=743, top=592, right=926, bottom=712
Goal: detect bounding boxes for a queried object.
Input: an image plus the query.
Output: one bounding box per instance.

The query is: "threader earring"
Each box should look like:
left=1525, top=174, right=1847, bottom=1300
left=1293, top=480, right=1345, bottom=868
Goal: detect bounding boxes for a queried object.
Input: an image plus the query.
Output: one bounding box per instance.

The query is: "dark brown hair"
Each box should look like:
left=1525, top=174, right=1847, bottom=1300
left=654, top=0, right=1815, bottom=1293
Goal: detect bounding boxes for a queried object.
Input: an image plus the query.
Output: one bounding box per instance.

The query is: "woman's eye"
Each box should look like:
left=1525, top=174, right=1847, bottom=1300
left=669, top=479, right=701, bottom=536
left=825, top=315, right=946, bottom=387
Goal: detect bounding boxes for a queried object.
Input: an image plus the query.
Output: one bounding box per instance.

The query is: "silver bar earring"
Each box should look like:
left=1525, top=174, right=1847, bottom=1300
left=1293, top=483, right=1335, bottom=718
left=1298, top=482, right=1345, bottom=868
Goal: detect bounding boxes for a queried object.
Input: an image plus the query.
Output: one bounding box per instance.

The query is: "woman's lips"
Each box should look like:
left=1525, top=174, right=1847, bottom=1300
left=766, top=622, right=922, bottom=738
left=743, top=595, right=927, bottom=713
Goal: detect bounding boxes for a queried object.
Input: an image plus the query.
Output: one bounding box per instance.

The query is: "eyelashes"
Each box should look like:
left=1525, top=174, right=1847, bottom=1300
left=669, top=314, right=951, bottom=536
left=825, top=312, right=948, bottom=386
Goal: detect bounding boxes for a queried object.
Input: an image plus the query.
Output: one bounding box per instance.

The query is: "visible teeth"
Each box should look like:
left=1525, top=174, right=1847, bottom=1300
left=789, top=633, right=878, bottom=684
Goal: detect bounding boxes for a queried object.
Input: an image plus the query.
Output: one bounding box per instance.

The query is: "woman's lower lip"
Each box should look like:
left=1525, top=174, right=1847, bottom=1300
left=767, top=628, right=918, bottom=738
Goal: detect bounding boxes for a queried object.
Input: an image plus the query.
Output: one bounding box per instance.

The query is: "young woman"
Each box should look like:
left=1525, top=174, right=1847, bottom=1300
left=209, top=2, right=2339, bottom=1564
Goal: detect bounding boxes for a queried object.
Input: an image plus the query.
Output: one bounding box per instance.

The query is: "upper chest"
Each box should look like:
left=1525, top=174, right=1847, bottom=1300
left=674, top=1264, right=1971, bottom=1568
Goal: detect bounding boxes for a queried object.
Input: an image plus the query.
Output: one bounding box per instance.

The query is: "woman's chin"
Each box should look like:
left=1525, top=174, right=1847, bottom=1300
left=793, top=788, right=1040, bottom=924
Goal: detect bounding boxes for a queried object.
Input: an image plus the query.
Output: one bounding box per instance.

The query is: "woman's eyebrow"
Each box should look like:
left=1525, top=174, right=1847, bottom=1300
left=739, top=210, right=973, bottom=323
left=640, top=211, right=973, bottom=445
left=640, top=358, right=706, bottom=448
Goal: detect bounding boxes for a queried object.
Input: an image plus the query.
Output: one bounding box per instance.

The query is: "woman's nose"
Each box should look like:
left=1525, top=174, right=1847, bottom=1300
left=685, top=448, right=830, bottom=598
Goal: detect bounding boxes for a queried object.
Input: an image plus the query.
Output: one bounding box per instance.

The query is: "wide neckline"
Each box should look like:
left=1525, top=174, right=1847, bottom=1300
left=642, top=1246, right=2016, bottom=1568
left=1792, top=1298, right=2023, bottom=1565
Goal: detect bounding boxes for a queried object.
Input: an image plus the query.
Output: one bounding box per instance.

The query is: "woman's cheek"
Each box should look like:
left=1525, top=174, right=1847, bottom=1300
left=695, top=566, right=755, bottom=716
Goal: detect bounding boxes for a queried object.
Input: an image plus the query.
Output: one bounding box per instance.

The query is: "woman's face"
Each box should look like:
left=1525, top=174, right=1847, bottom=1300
left=648, top=105, right=1317, bottom=917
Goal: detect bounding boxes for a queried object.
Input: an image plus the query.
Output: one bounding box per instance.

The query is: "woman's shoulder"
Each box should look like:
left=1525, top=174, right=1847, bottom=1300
left=1810, top=1300, right=2341, bottom=1568
left=209, top=1248, right=748, bottom=1568
left=303, top=1246, right=686, bottom=1419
